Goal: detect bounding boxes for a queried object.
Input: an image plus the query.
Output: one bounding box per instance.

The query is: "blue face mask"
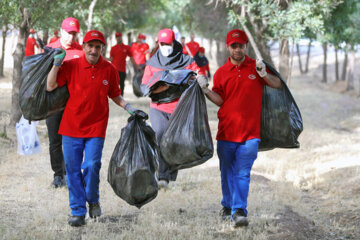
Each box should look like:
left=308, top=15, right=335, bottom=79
left=142, top=40, right=146, bottom=44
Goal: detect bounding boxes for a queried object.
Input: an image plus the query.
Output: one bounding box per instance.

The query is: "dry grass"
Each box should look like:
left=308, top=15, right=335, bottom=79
left=1, top=58, right=360, bottom=240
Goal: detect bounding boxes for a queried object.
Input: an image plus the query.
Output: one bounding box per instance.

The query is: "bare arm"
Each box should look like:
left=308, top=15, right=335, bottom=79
left=130, top=57, right=140, bottom=70
left=204, top=89, right=223, bottom=107
left=263, top=73, right=282, bottom=89
left=46, top=65, right=60, bottom=92
left=111, top=95, right=128, bottom=108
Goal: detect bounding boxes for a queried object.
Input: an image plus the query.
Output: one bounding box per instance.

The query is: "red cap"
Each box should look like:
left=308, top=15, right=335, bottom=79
left=199, top=47, right=205, bottom=53
left=226, top=29, right=248, bottom=45
left=158, top=29, right=175, bottom=44
left=54, top=30, right=59, bottom=35
left=61, top=17, right=80, bottom=33
left=29, top=29, right=35, bottom=34
left=138, top=34, right=146, bottom=40
left=115, top=32, right=122, bottom=37
left=83, top=30, right=106, bottom=45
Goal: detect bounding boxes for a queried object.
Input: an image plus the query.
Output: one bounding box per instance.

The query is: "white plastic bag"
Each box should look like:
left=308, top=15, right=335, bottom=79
left=16, top=115, right=42, bottom=155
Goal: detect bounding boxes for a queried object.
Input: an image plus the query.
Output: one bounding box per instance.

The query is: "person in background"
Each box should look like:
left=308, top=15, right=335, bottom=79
left=180, top=36, right=188, bottom=55
left=49, top=30, right=60, bottom=44
left=149, top=39, right=159, bottom=58
left=197, top=29, right=282, bottom=228
left=109, top=32, right=139, bottom=96
left=46, top=17, right=83, bottom=188
left=24, top=29, right=39, bottom=57
left=46, top=30, right=147, bottom=227
left=142, top=28, right=207, bottom=189
left=185, top=34, right=200, bottom=57
left=130, top=33, right=150, bottom=73
left=194, top=47, right=211, bottom=79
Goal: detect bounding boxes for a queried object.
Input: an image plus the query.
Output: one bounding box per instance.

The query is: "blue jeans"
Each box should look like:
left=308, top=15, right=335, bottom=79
left=217, top=138, right=260, bottom=216
left=62, top=136, right=105, bottom=216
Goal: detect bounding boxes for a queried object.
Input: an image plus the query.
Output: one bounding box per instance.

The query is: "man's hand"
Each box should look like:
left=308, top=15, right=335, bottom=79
left=124, top=103, right=148, bottom=119
left=54, top=48, right=66, bottom=67
left=196, top=75, right=210, bottom=94
left=256, top=59, right=267, bottom=78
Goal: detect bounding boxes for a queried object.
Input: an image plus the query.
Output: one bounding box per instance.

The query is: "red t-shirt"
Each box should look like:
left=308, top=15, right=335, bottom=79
left=47, top=39, right=83, bottom=61
left=25, top=37, right=39, bottom=56
left=49, top=36, right=59, bottom=44
left=56, top=55, right=121, bottom=138
left=212, top=56, right=268, bottom=143
left=186, top=41, right=200, bottom=57
left=110, top=43, right=132, bottom=72
left=131, top=42, right=149, bottom=65
left=142, top=61, right=205, bottom=114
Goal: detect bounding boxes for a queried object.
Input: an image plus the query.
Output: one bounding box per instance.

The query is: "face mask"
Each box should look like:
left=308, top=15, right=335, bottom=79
left=142, top=39, right=146, bottom=43
left=29, top=34, right=34, bottom=38
left=159, top=45, right=173, bottom=57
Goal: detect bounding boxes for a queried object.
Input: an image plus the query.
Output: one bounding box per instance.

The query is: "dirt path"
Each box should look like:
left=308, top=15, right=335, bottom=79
left=0, top=69, right=359, bottom=239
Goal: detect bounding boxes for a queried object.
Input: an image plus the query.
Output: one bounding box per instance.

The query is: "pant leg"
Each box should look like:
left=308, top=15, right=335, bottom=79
left=62, top=136, right=87, bottom=216
left=118, top=71, right=126, bottom=96
left=82, top=137, right=104, bottom=204
left=45, top=110, right=65, bottom=177
left=232, top=138, right=260, bottom=216
left=217, top=140, right=237, bottom=209
left=149, top=107, right=178, bottom=182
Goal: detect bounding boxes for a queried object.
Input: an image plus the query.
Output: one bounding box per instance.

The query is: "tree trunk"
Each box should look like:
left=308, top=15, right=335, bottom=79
left=11, top=8, right=31, bottom=125
left=345, top=48, right=355, bottom=91
left=215, top=40, right=227, bottom=67
left=334, top=46, right=339, bottom=81
left=209, top=38, right=213, bottom=59
left=127, top=32, right=132, bottom=46
left=287, top=39, right=295, bottom=85
left=87, top=0, right=98, bottom=31
left=279, top=38, right=289, bottom=80
left=322, top=42, right=327, bottom=83
left=341, top=46, right=348, bottom=81
left=304, top=40, right=312, bottom=73
left=0, top=26, right=8, bottom=77
left=296, top=43, right=304, bottom=74
left=43, top=29, right=49, bottom=45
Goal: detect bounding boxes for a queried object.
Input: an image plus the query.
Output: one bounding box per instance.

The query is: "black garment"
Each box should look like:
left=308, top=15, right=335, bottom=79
left=118, top=71, right=126, bottom=96
left=46, top=110, right=65, bottom=177
left=149, top=107, right=177, bottom=181
left=147, top=40, right=194, bottom=70
left=193, top=52, right=209, bottom=67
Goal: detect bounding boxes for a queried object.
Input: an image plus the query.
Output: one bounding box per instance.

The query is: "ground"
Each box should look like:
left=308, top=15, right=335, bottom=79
left=0, top=56, right=360, bottom=240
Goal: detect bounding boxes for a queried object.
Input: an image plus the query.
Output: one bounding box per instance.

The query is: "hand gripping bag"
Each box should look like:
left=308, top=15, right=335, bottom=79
left=259, top=61, right=303, bottom=151
left=19, top=47, right=69, bottom=121
left=160, top=81, right=214, bottom=170
left=108, top=115, right=159, bottom=208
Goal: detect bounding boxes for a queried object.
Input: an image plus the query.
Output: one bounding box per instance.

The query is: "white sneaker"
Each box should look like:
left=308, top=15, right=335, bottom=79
left=158, top=180, right=168, bottom=190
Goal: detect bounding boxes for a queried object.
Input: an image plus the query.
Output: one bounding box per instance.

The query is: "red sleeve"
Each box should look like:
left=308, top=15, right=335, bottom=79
left=142, top=65, right=153, bottom=85
left=205, top=64, right=210, bottom=72
left=212, top=69, right=224, bottom=99
left=56, top=61, right=72, bottom=87
left=186, top=61, right=206, bottom=76
left=108, top=66, right=121, bottom=98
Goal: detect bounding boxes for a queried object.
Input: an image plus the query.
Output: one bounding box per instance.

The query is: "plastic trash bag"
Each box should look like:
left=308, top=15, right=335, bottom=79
left=20, top=47, right=69, bottom=121
left=133, top=68, right=144, bottom=97
left=16, top=115, right=42, bottom=156
left=259, top=61, right=303, bottom=151
left=108, top=115, right=159, bottom=208
left=160, top=81, right=214, bottom=170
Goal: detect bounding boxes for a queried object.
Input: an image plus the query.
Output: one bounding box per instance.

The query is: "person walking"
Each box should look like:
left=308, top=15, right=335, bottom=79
left=49, top=30, right=60, bottom=44
left=24, top=29, right=39, bottom=57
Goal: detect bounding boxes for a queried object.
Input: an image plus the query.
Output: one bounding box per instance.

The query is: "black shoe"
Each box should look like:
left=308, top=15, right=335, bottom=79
left=68, top=215, right=85, bottom=227
left=232, top=209, right=249, bottom=227
left=52, top=176, right=66, bottom=188
left=89, top=202, right=101, bottom=218
left=220, top=207, right=231, bottom=220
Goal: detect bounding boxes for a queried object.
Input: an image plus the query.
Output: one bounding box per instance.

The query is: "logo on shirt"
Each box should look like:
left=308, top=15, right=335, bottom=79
left=73, top=55, right=80, bottom=58
left=102, top=80, right=109, bottom=85
left=248, top=74, right=256, bottom=80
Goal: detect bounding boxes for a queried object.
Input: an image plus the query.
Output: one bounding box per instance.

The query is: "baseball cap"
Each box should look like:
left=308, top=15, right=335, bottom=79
left=226, top=29, right=248, bottom=45
left=199, top=47, right=205, bottom=53
left=138, top=34, right=146, bottom=40
left=83, top=30, right=106, bottom=45
left=158, top=29, right=174, bottom=44
left=61, top=17, right=80, bottom=33
left=115, top=32, right=122, bottom=37
left=29, top=29, right=35, bottom=34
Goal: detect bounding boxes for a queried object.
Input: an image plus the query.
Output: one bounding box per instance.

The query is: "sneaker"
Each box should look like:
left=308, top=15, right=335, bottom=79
left=158, top=179, right=169, bottom=190
left=232, top=209, right=249, bottom=227
left=220, top=207, right=231, bottom=220
left=68, top=215, right=86, bottom=227
left=52, top=176, right=66, bottom=188
left=89, top=202, right=101, bottom=218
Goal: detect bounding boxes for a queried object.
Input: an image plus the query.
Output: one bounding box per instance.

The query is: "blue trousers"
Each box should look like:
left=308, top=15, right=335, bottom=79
left=217, top=138, right=260, bottom=216
left=62, top=136, right=105, bottom=216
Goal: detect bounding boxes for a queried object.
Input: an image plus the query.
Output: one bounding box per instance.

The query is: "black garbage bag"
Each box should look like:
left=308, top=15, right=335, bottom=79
left=259, top=61, right=303, bottom=151
left=141, top=69, right=196, bottom=104
left=160, top=81, right=214, bottom=170
left=19, top=47, right=69, bottom=121
left=132, top=68, right=144, bottom=97
left=108, top=115, right=159, bottom=208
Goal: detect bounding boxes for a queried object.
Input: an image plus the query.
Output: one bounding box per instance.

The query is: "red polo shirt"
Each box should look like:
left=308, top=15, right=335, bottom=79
left=212, top=56, right=268, bottom=143
left=25, top=37, right=39, bottom=56
left=186, top=41, right=200, bottom=57
left=47, top=39, right=83, bottom=61
left=110, top=43, right=132, bottom=72
left=49, top=36, right=59, bottom=44
left=56, top=55, right=121, bottom=138
left=131, top=42, right=149, bottom=65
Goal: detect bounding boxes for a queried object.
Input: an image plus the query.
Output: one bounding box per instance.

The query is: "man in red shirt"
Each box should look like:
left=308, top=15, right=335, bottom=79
left=46, top=30, right=146, bottom=227
left=198, top=29, right=282, bottom=227
left=180, top=36, right=189, bottom=55
left=45, top=17, right=83, bottom=189
left=142, top=28, right=207, bottom=189
left=24, top=29, right=39, bottom=56
left=130, top=33, right=150, bottom=69
left=194, top=47, right=211, bottom=79
left=185, top=34, right=200, bottom=57
left=109, top=32, right=139, bottom=96
left=49, top=29, right=60, bottom=44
